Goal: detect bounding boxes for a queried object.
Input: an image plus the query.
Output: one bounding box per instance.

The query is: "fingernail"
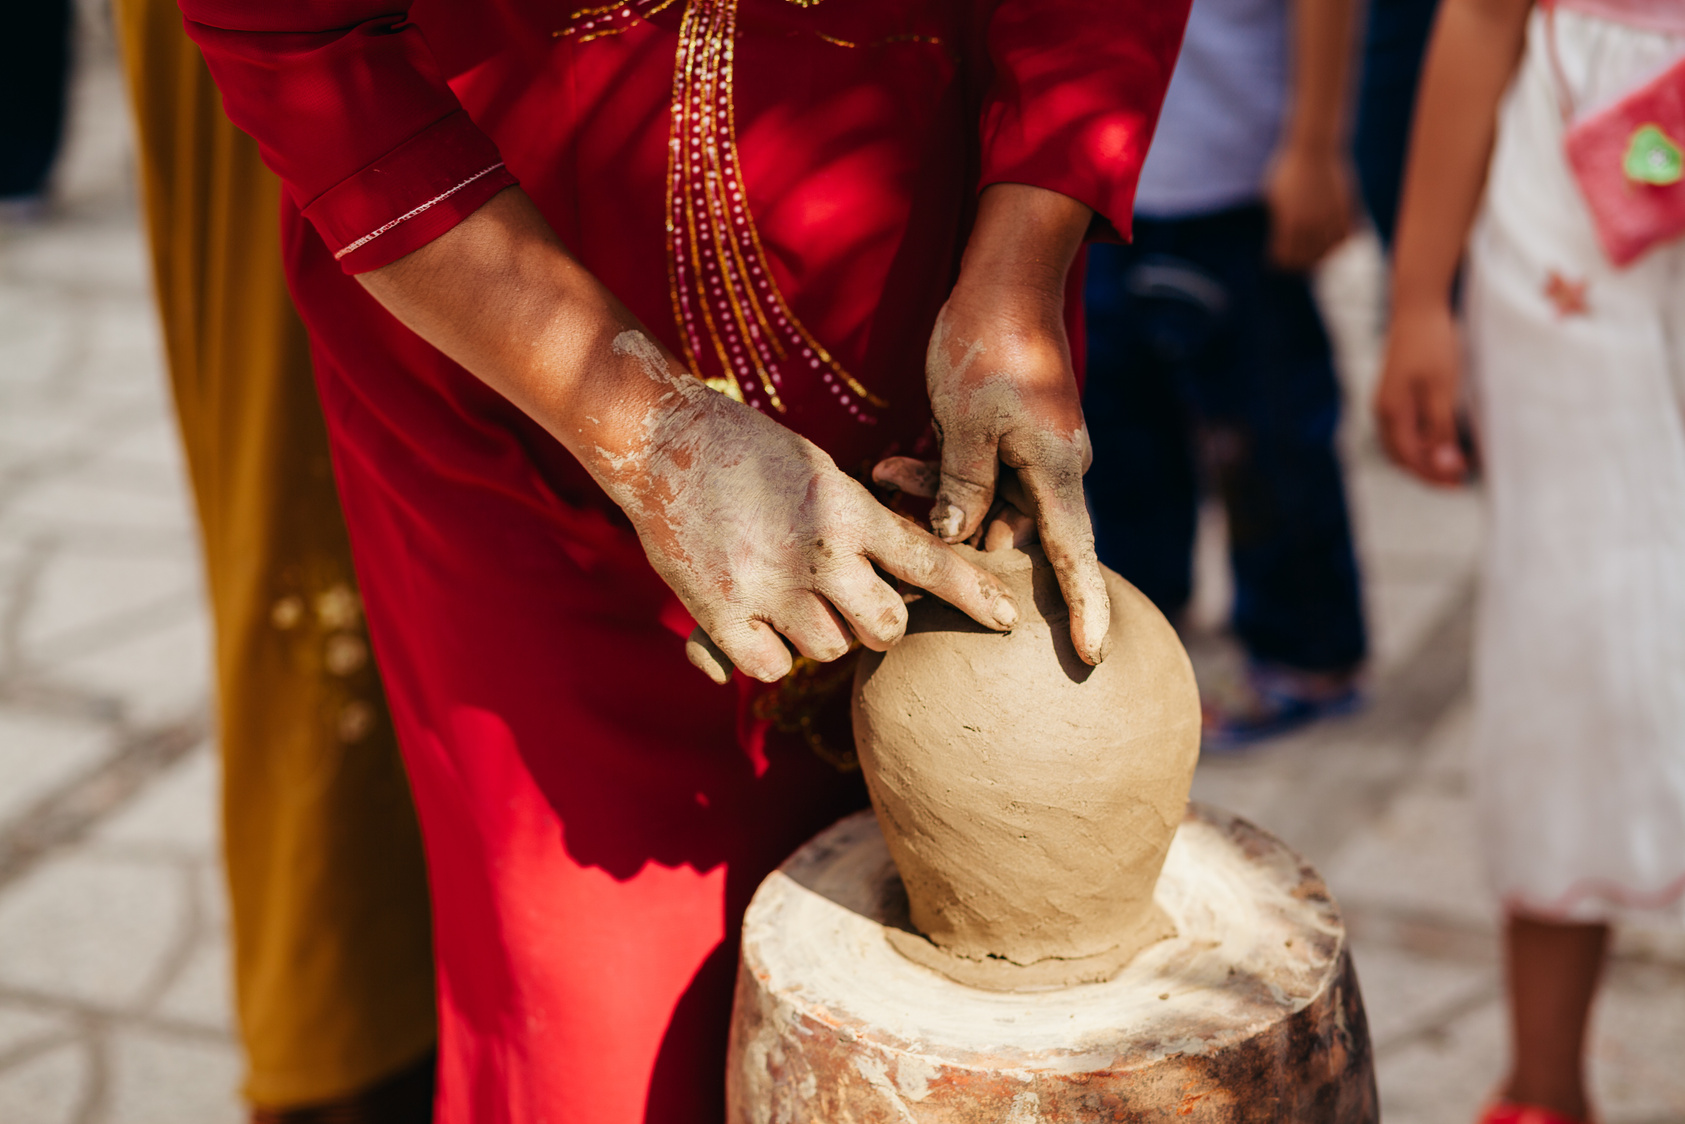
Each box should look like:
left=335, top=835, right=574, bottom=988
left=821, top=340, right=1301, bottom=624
left=930, top=500, right=963, bottom=542
left=993, top=594, right=1018, bottom=629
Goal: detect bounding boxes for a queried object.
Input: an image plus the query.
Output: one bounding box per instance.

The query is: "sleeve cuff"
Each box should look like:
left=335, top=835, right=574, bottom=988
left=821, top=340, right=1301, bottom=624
left=978, top=108, right=1151, bottom=243
left=302, top=110, right=521, bottom=274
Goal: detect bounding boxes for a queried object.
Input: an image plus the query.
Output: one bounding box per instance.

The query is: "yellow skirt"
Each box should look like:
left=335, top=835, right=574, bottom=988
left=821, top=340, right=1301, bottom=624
left=111, top=0, right=437, bottom=1107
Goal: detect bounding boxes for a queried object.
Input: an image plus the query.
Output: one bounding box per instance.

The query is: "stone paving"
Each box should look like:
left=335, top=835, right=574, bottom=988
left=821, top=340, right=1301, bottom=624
left=0, top=7, right=239, bottom=1124
left=0, top=8, right=1680, bottom=1123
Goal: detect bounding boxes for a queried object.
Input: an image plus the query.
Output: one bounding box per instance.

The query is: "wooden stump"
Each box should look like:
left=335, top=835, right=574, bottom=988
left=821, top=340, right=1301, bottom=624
left=727, top=805, right=1376, bottom=1123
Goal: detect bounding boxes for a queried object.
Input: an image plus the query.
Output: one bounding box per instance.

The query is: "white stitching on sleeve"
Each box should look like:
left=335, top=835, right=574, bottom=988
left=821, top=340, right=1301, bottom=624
left=332, top=162, right=507, bottom=261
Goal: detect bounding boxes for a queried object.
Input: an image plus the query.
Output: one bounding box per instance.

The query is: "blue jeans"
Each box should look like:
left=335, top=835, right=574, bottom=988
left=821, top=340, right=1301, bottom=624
left=1083, top=206, right=1367, bottom=673
left=1353, top=0, right=1440, bottom=247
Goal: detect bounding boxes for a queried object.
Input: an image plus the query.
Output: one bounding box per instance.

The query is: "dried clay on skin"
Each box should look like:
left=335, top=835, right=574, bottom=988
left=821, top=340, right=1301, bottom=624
left=926, top=317, right=1111, bottom=661
left=593, top=330, right=847, bottom=623
left=592, top=331, right=1015, bottom=681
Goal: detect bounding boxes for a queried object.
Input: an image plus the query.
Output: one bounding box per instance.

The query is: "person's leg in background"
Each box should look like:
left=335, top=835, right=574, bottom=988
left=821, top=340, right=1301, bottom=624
left=1498, top=914, right=1609, bottom=1122
left=1082, top=224, right=1206, bottom=627
left=1222, top=240, right=1369, bottom=697
left=112, top=3, right=438, bottom=1120
left=0, top=0, right=72, bottom=217
left=1085, top=207, right=1366, bottom=747
left=1353, top=0, right=1442, bottom=248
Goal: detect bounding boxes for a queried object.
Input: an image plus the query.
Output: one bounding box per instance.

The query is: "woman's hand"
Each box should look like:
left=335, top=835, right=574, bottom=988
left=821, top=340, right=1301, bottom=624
left=1375, top=301, right=1469, bottom=486
left=918, top=184, right=1111, bottom=666
left=873, top=457, right=1040, bottom=554
left=593, top=332, right=1020, bottom=684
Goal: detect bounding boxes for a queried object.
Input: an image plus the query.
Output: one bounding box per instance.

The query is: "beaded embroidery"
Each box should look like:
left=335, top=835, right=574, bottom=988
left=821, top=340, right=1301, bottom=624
left=556, top=0, right=886, bottom=422
left=552, top=0, right=678, bottom=45
left=665, top=0, right=884, bottom=418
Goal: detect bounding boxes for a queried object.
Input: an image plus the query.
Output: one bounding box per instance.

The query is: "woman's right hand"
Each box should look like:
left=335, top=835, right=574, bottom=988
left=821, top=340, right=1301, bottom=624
left=1375, top=301, right=1469, bottom=487
left=588, top=332, right=1021, bottom=686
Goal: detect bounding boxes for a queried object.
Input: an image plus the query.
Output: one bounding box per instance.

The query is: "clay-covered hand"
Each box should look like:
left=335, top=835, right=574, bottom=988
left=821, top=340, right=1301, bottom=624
left=917, top=184, right=1108, bottom=665
left=595, top=332, right=1021, bottom=685
left=1374, top=301, right=1470, bottom=486
left=921, top=296, right=1110, bottom=666
left=872, top=457, right=1039, bottom=554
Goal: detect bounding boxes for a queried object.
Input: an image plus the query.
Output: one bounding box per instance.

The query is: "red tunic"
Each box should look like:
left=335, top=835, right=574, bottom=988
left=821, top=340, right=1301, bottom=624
left=180, top=2, right=1186, bottom=1120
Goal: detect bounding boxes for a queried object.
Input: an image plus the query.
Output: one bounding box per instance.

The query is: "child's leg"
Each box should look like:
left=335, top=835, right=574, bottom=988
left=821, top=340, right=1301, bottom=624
left=1502, top=912, right=1609, bottom=1120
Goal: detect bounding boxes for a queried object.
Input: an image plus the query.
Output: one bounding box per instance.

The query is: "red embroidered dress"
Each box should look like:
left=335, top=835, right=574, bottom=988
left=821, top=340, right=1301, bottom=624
left=180, top=1, right=1186, bottom=1119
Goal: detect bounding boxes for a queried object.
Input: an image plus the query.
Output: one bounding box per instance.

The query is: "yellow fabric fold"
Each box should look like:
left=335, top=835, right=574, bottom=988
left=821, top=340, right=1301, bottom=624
left=111, top=0, right=437, bottom=1107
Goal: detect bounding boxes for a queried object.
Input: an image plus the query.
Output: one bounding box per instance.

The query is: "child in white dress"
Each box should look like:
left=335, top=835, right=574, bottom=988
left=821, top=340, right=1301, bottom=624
left=1377, top=0, right=1685, bottom=1121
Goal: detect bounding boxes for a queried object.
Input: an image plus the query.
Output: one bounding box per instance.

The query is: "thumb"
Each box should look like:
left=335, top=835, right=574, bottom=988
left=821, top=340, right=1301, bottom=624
left=871, top=456, right=941, bottom=499
left=930, top=425, right=1000, bottom=543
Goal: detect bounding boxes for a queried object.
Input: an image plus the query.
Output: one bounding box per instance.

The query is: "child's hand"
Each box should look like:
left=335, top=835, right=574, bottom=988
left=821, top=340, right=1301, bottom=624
left=1375, top=302, right=1470, bottom=486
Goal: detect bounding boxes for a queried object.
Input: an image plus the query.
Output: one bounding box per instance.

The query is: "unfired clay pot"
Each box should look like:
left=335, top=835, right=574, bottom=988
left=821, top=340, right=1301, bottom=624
left=851, top=544, right=1201, bottom=990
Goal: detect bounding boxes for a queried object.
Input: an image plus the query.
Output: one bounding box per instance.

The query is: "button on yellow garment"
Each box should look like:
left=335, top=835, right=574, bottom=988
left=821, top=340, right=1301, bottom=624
left=111, top=0, right=437, bottom=1108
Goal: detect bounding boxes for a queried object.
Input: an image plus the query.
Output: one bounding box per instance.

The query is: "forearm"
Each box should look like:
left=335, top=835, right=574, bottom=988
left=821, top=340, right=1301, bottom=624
left=356, top=187, right=683, bottom=468
left=1389, top=0, right=1533, bottom=311
left=1284, top=0, right=1360, bottom=155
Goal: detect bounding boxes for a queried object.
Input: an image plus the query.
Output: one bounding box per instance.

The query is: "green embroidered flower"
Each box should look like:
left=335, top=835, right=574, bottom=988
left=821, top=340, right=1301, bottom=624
left=1623, top=124, right=1684, bottom=186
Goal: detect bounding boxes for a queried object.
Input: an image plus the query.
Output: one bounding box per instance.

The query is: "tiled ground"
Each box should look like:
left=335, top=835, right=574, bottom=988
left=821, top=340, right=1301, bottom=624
left=0, top=6, right=237, bottom=1123
left=0, top=6, right=1679, bottom=1123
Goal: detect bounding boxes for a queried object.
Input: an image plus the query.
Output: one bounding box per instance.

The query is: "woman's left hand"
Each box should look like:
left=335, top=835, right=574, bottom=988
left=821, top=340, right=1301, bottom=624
left=883, top=182, right=1111, bottom=666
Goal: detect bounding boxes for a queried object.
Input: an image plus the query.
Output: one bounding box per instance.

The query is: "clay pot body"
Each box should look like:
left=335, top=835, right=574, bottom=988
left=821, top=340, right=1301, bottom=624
left=852, top=545, right=1200, bottom=990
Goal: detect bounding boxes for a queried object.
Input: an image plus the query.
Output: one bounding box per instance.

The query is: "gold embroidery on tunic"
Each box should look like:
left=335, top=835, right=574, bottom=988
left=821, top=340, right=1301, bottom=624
left=553, top=0, right=887, bottom=421
left=552, top=0, right=678, bottom=41
left=664, top=0, right=886, bottom=419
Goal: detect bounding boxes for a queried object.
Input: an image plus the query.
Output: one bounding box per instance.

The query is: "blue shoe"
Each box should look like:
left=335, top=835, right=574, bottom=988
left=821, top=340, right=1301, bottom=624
left=1200, top=666, right=1365, bottom=753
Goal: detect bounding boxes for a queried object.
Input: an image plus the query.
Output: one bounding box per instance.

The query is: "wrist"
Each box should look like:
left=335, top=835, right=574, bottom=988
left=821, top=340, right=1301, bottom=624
left=1277, top=128, right=1344, bottom=161
left=1389, top=284, right=1455, bottom=322
left=947, top=272, right=1066, bottom=318
left=956, top=184, right=1090, bottom=298
left=560, top=325, right=698, bottom=464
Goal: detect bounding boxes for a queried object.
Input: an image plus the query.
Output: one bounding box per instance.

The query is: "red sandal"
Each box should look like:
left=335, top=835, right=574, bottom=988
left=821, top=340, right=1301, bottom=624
left=1476, top=1103, right=1593, bottom=1124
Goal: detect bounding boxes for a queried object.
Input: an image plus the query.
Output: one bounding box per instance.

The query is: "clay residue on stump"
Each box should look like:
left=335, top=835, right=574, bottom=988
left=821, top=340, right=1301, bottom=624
left=727, top=806, right=1376, bottom=1124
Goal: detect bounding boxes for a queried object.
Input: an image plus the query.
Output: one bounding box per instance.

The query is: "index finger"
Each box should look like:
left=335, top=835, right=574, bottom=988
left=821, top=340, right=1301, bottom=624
left=863, top=509, right=1019, bottom=631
